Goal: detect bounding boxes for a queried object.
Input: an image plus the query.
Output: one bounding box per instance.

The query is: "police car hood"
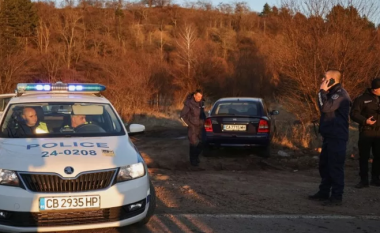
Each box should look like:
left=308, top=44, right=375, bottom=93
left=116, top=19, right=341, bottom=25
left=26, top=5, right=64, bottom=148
left=0, top=136, right=141, bottom=176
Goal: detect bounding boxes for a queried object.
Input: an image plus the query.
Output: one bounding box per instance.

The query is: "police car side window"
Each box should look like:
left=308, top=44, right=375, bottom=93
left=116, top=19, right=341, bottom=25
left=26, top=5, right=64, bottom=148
left=1, top=106, right=15, bottom=132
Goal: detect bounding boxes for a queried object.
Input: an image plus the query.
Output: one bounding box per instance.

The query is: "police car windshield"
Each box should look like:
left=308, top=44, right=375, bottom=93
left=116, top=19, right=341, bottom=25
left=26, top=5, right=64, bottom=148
left=0, top=102, right=125, bottom=138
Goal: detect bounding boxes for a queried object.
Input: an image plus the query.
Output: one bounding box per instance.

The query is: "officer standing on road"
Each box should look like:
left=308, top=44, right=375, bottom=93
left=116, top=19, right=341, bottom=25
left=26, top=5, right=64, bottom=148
left=350, top=78, right=380, bottom=188
left=309, top=69, right=351, bottom=206
left=180, top=89, right=206, bottom=167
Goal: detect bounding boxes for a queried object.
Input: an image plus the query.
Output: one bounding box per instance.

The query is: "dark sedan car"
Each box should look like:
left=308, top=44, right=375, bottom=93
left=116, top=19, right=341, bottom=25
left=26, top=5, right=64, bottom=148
left=203, top=97, right=279, bottom=157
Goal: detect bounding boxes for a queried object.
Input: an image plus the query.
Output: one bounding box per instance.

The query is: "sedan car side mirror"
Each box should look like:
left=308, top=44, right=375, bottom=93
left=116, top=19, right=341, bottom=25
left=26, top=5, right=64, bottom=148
left=270, top=110, right=279, bottom=115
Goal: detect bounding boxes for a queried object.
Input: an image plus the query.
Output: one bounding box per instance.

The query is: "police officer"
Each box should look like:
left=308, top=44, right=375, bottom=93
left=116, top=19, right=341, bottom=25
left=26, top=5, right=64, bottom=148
left=20, top=107, right=49, bottom=134
left=350, top=78, right=380, bottom=188
left=309, top=69, right=351, bottom=206
left=180, top=89, right=206, bottom=167
left=61, top=114, right=88, bottom=131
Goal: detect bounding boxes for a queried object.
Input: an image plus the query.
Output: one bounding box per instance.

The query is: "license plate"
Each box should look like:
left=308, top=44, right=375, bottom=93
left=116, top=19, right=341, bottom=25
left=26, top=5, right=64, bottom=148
left=39, top=195, right=100, bottom=211
left=223, top=124, right=247, bottom=131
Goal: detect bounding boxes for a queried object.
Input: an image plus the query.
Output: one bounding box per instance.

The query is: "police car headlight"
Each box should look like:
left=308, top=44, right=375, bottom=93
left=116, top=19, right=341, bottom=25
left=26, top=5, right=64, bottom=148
left=0, top=169, right=19, bottom=187
left=117, top=163, right=145, bottom=182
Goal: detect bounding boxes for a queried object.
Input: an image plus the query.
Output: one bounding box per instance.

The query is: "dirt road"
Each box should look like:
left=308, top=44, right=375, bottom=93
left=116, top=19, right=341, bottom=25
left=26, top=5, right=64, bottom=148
left=53, top=125, right=380, bottom=233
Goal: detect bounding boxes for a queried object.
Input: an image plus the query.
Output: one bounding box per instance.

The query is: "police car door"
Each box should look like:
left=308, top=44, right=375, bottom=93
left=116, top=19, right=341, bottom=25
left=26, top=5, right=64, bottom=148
left=0, top=93, right=16, bottom=118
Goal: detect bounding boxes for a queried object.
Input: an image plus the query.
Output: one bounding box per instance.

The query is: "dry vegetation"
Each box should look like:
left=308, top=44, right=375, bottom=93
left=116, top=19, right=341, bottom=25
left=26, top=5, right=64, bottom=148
left=0, top=0, right=378, bottom=153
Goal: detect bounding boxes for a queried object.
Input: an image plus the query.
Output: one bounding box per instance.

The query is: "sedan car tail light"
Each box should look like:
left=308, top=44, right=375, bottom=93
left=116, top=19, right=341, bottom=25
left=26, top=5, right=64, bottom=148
left=204, top=118, right=213, bottom=132
left=258, top=119, right=269, bottom=133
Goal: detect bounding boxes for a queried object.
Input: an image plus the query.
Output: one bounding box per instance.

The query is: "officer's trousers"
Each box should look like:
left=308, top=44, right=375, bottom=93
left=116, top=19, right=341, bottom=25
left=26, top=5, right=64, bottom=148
left=319, top=138, right=347, bottom=199
left=188, top=125, right=204, bottom=166
left=358, top=130, right=380, bottom=181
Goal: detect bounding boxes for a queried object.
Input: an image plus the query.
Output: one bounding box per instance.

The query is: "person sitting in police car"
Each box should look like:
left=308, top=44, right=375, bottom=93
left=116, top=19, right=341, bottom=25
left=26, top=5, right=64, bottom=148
left=19, top=107, right=49, bottom=134
left=61, top=114, right=88, bottom=131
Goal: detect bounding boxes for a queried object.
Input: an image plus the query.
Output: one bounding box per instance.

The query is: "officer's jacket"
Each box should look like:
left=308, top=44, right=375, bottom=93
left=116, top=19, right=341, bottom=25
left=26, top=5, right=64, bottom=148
left=61, top=121, right=90, bottom=130
left=180, top=94, right=205, bottom=127
left=317, top=83, right=351, bottom=141
left=350, top=88, right=380, bottom=128
left=13, top=121, right=49, bottom=137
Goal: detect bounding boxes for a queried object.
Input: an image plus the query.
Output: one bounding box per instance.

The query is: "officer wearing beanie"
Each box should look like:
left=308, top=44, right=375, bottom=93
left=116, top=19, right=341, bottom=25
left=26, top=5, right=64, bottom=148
left=350, top=78, right=380, bottom=188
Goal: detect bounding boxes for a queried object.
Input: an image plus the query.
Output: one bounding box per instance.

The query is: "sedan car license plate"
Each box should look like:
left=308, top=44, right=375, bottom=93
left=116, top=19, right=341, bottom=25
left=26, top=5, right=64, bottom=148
left=223, top=124, right=246, bottom=131
left=39, top=195, right=100, bottom=211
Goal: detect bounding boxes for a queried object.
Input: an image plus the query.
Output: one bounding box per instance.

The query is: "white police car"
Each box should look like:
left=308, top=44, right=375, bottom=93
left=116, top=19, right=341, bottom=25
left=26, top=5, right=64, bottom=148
left=0, top=82, right=156, bottom=232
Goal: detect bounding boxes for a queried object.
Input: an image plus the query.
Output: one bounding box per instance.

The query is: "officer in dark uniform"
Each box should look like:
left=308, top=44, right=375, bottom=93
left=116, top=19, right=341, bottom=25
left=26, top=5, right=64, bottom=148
left=350, top=78, right=380, bottom=188
left=6, top=107, right=49, bottom=137
left=309, top=69, right=351, bottom=206
left=60, top=114, right=88, bottom=132
left=180, top=89, right=206, bottom=166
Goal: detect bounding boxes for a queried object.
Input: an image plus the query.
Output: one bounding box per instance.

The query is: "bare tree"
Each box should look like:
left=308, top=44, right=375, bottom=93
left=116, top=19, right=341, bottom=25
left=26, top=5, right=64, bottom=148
left=0, top=53, right=29, bottom=93
left=263, top=0, right=380, bottom=122
left=36, top=19, right=50, bottom=54
left=58, top=8, right=84, bottom=69
left=176, top=24, right=197, bottom=79
left=174, top=23, right=198, bottom=101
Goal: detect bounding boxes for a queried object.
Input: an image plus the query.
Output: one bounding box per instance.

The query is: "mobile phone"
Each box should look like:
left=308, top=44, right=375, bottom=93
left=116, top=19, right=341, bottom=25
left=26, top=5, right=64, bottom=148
left=327, top=78, right=335, bottom=87
left=371, top=117, right=376, bottom=121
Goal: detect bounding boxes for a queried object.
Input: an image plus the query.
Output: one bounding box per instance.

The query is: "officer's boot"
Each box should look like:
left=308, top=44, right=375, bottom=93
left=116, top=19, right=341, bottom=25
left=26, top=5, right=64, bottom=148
left=308, top=192, right=329, bottom=201
left=370, top=176, right=380, bottom=186
left=195, top=143, right=202, bottom=164
left=189, top=145, right=198, bottom=166
left=355, top=178, right=369, bottom=189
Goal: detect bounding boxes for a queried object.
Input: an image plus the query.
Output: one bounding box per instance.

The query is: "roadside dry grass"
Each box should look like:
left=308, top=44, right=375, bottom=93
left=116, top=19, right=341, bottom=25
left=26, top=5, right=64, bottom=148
left=265, top=102, right=359, bottom=157
left=128, top=107, right=183, bottom=129
left=271, top=121, right=359, bottom=157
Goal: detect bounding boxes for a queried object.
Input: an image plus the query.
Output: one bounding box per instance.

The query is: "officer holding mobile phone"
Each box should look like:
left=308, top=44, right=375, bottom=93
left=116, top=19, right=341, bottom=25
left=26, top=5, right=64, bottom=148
left=350, top=78, right=380, bottom=188
left=309, top=69, right=351, bottom=206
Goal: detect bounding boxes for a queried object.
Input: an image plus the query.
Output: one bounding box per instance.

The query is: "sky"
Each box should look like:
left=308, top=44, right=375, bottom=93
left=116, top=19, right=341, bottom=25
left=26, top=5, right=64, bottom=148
left=176, top=0, right=280, bottom=13
left=33, top=0, right=281, bottom=13
left=30, top=0, right=379, bottom=24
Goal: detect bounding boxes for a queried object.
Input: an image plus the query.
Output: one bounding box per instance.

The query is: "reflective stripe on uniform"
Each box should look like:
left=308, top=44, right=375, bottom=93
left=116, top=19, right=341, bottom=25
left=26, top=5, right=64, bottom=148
left=35, top=122, right=49, bottom=134
left=318, top=92, right=323, bottom=106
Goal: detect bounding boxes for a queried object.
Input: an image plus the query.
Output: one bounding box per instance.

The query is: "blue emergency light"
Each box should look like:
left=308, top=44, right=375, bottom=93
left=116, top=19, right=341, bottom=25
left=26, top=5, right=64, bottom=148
left=16, top=82, right=106, bottom=94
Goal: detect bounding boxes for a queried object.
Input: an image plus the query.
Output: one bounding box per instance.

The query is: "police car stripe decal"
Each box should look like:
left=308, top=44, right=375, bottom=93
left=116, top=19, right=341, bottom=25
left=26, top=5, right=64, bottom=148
left=318, top=92, right=323, bottom=106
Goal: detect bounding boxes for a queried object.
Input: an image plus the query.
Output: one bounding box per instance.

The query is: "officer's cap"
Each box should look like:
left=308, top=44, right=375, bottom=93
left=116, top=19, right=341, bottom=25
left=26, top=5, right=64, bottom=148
left=371, top=78, right=380, bottom=89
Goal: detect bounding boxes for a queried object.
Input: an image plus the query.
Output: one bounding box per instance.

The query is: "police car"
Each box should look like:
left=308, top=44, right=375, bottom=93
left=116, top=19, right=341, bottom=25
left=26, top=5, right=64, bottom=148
left=0, top=82, right=156, bottom=232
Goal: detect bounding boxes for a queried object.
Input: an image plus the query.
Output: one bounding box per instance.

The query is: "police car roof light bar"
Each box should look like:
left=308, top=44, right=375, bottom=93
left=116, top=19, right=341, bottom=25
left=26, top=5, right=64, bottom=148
left=16, top=82, right=106, bottom=95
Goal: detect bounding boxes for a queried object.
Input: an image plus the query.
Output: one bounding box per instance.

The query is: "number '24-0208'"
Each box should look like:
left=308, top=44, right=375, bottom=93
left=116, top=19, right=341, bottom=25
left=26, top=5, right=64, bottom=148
left=42, top=150, right=97, bottom=157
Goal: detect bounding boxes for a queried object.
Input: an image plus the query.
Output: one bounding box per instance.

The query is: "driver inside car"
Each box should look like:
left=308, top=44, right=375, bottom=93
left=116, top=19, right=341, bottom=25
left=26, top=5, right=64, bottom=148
left=60, top=114, right=88, bottom=132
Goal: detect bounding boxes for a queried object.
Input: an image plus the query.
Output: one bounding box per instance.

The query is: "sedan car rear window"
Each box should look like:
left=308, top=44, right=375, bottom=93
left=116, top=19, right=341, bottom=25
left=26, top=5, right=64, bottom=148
left=213, top=102, right=261, bottom=116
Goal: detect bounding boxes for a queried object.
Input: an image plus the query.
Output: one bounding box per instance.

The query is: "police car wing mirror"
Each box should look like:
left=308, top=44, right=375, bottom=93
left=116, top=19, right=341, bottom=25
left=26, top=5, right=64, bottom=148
left=128, top=123, right=145, bottom=135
